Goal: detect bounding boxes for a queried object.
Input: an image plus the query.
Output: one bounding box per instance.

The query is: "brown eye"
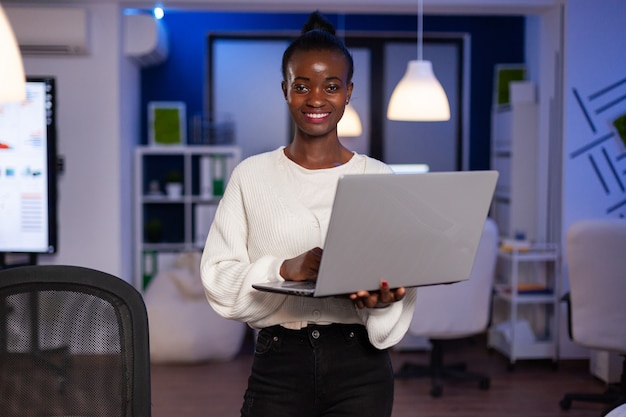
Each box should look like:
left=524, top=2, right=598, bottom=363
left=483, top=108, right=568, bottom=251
left=293, top=84, right=309, bottom=94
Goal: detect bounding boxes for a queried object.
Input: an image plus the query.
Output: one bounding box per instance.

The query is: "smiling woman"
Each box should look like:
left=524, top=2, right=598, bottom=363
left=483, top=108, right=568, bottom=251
left=199, top=11, right=417, bottom=417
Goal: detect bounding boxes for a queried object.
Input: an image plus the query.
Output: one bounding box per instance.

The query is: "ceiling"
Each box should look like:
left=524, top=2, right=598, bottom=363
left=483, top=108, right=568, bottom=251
left=2, top=0, right=559, bottom=15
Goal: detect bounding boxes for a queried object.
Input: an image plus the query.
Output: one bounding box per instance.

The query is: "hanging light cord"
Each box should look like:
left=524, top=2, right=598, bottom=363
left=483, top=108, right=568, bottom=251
left=417, top=0, right=424, bottom=61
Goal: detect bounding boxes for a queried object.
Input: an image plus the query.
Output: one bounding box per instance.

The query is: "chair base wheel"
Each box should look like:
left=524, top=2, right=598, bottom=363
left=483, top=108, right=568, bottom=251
left=430, top=385, right=443, bottom=398
left=479, top=378, right=490, bottom=390
left=559, top=398, right=572, bottom=410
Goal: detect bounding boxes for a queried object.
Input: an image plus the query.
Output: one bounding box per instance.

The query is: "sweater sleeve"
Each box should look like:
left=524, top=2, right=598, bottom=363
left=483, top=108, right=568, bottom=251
left=357, top=287, right=417, bottom=349
left=200, top=162, right=288, bottom=323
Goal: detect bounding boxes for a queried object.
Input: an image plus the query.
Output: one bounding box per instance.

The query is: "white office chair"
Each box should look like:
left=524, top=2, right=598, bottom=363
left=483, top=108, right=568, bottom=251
left=396, top=217, right=498, bottom=397
left=559, top=219, right=626, bottom=416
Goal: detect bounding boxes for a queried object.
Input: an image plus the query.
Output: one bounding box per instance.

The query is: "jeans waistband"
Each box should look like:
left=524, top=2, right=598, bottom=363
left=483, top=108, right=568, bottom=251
left=264, top=323, right=368, bottom=344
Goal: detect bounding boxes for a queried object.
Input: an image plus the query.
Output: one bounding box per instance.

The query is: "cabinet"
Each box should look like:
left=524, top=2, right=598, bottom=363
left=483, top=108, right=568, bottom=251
left=134, top=145, right=241, bottom=290
left=488, top=244, right=560, bottom=366
left=490, top=81, right=539, bottom=241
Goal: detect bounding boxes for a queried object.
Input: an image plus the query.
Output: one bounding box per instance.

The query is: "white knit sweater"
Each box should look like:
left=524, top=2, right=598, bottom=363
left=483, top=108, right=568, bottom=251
left=200, top=147, right=417, bottom=349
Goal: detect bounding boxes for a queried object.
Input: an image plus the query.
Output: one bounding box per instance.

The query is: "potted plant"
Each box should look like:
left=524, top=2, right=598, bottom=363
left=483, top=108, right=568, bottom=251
left=144, top=218, right=163, bottom=243
left=164, top=170, right=183, bottom=199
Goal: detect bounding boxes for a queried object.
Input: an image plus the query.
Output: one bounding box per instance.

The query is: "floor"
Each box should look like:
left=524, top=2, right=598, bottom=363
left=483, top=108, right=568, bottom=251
left=150, top=333, right=617, bottom=417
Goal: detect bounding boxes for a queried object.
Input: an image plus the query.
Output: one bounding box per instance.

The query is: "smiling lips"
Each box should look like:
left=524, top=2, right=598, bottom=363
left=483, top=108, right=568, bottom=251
left=305, top=112, right=330, bottom=121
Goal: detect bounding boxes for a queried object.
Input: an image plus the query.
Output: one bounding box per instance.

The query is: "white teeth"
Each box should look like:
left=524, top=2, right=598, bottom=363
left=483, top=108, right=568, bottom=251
left=306, top=113, right=329, bottom=119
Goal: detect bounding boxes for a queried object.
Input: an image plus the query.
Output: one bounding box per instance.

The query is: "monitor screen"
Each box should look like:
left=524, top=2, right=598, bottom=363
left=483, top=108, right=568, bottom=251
left=0, top=77, right=58, bottom=254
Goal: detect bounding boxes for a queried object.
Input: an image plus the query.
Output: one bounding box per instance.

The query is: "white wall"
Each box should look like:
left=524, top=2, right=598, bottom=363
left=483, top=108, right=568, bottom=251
left=19, top=3, right=139, bottom=282
left=563, top=0, right=626, bottom=226
left=560, top=0, right=626, bottom=358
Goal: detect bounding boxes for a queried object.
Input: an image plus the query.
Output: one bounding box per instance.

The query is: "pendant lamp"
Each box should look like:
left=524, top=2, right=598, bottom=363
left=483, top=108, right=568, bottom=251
left=387, top=0, right=450, bottom=121
left=336, top=13, right=363, bottom=138
left=338, top=103, right=363, bottom=137
left=0, top=4, right=26, bottom=103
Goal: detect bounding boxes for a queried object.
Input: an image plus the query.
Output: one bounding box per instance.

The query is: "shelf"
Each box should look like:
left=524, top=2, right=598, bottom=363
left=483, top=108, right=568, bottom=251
left=489, top=241, right=560, bottom=365
left=488, top=328, right=557, bottom=362
left=134, top=145, right=241, bottom=290
left=493, top=284, right=556, bottom=303
left=497, top=244, right=559, bottom=262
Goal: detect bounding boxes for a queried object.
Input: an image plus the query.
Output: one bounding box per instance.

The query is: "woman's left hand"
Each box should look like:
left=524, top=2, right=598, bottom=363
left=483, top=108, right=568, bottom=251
left=349, top=280, right=406, bottom=309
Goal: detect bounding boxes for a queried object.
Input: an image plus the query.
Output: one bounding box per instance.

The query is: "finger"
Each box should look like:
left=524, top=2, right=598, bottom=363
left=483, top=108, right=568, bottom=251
left=394, top=287, right=406, bottom=301
left=379, top=280, right=394, bottom=303
left=365, top=294, right=380, bottom=308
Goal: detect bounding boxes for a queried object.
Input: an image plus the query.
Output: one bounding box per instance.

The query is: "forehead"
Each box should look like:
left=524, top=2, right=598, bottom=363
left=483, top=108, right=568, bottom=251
left=286, top=49, right=349, bottom=79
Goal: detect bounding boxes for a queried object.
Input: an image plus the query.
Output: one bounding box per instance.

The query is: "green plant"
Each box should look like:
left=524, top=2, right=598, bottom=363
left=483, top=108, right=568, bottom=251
left=144, top=218, right=163, bottom=243
left=164, top=169, right=182, bottom=183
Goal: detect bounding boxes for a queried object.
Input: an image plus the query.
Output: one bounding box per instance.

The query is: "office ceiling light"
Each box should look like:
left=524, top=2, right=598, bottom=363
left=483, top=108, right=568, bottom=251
left=335, top=13, right=362, bottom=138
left=338, top=103, right=363, bottom=137
left=0, top=3, right=26, bottom=103
left=387, top=0, right=450, bottom=121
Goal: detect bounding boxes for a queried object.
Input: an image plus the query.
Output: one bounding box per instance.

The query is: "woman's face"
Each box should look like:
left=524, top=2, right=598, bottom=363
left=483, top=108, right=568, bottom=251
left=282, top=49, right=353, bottom=139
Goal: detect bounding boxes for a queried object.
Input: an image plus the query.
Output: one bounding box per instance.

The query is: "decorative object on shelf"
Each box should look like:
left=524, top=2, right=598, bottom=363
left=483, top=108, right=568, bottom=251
left=199, top=155, right=212, bottom=198
left=493, top=64, right=527, bottom=107
left=194, top=204, right=218, bottom=247
left=0, top=4, right=26, bottom=103
left=144, top=218, right=163, bottom=243
left=142, top=249, right=158, bottom=288
left=148, top=179, right=162, bottom=195
left=148, top=101, right=187, bottom=146
left=499, top=238, right=531, bottom=253
left=210, top=154, right=227, bottom=196
left=387, top=0, right=450, bottom=122
left=163, top=169, right=183, bottom=199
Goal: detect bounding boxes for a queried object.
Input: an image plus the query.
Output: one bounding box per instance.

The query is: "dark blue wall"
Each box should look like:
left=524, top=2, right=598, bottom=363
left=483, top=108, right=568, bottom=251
left=141, top=11, right=524, bottom=170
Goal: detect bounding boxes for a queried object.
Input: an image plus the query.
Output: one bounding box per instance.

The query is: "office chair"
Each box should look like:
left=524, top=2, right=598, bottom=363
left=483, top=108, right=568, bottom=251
left=395, top=217, right=498, bottom=397
left=559, top=219, right=626, bottom=416
left=0, top=264, right=151, bottom=417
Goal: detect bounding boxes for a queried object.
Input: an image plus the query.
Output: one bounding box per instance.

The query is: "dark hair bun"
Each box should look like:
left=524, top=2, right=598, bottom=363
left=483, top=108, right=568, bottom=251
left=302, top=10, right=336, bottom=35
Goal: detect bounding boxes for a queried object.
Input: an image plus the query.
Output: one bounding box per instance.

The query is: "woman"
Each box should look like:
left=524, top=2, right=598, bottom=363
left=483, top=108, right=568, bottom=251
left=200, top=11, right=417, bottom=417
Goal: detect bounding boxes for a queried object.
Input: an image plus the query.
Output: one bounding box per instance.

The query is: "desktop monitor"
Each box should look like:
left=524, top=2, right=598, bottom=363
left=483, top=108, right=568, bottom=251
left=0, top=77, right=58, bottom=254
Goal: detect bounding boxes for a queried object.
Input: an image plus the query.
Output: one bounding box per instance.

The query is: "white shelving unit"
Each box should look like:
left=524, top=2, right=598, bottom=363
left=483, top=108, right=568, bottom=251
left=490, top=81, right=539, bottom=241
left=134, top=145, right=241, bottom=290
left=488, top=244, right=560, bottom=367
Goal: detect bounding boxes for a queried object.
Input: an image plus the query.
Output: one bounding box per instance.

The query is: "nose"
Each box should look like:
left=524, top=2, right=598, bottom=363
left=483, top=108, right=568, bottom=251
left=306, top=88, right=324, bottom=107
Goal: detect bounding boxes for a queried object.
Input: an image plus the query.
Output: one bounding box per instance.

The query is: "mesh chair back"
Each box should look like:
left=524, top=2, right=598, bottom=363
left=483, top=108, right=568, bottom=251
left=0, top=265, right=151, bottom=417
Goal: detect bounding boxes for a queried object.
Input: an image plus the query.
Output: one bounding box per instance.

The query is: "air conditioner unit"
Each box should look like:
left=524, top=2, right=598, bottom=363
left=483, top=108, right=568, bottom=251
left=123, top=14, right=169, bottom=67
left=4, top=6, right=88, bottom=55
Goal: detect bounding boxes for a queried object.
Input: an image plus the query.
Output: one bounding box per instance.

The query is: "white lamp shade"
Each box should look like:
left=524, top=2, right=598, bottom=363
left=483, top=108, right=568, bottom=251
left=387, top=60, right=450, bottom=122
left=0, top=4, right=26, bottom=103
left=337, top=103, right=363, bottom=137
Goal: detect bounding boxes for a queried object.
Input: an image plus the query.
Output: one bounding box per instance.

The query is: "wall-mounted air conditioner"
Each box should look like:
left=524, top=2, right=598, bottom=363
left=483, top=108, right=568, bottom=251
left=123, top=14, right=169, bottom=67
left=5, top=6, right=89, bottom=55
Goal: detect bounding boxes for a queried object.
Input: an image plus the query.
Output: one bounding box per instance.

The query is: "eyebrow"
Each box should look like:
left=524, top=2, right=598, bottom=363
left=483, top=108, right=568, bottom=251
left=292, top=76, right=343, bottom=83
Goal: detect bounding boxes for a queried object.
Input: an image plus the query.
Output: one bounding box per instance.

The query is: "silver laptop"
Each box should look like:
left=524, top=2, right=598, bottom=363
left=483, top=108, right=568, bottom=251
left=252, top=170, right=498, bottom=297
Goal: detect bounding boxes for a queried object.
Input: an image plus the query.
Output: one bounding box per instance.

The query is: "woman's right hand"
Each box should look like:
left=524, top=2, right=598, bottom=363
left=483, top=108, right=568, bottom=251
left=279, top=247, right=323, bottom=281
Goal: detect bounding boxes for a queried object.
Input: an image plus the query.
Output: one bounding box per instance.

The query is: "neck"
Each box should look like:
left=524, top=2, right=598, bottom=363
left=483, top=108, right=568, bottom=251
left=285, top=139, right=352, bottom=169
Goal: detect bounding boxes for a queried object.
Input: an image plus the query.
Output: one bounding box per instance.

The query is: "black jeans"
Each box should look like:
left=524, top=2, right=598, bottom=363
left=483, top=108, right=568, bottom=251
left=241, top=323, right=394, bottom=417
